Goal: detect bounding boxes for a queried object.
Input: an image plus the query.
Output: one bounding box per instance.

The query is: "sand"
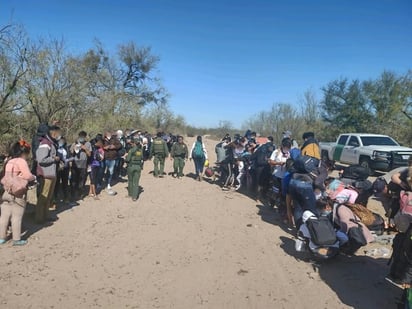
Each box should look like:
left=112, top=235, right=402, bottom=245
left=0, top=137, right=401, bottom=309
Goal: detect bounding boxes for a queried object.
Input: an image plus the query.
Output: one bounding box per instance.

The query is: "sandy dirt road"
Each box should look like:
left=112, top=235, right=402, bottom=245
left=0, top=137, right=401, bottom=309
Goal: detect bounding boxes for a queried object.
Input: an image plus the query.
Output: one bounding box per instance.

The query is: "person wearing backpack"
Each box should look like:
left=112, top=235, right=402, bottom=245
left=149, top=132, right=169, bottom=178
left=125, top=138, right=144, bottom=201
left=189, top=136, right=208, bottom=181
left=0, top=141, right=36, bottom=246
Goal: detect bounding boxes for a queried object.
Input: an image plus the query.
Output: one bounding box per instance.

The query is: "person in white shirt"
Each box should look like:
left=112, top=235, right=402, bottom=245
left=269, top=138, right=292, bottom=218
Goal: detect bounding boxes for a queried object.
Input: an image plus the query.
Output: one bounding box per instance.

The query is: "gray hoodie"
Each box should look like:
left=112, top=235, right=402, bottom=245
left=36, top=136, right=57, bottom=179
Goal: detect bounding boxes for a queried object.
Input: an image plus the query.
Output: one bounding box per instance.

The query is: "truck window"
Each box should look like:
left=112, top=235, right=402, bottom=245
left=360, top=136, right=399, bottom=146
left=337, top=135, right=349, bottom=145
left=348, top=136, right=360, bottom=147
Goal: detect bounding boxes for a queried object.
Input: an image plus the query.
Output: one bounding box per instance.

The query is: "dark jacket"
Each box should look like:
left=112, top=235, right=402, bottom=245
left=103, top=137, right=122, bottom=160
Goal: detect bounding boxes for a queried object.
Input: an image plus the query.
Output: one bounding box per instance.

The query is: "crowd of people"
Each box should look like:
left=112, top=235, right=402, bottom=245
left=1, top=123, right=412, bottom=305
left=0, top=123, right=185, bottom=245
left=207, top=129, right=412, bottom=304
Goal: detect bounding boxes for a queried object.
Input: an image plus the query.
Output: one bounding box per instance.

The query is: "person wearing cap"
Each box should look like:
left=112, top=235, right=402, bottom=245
left=125, top=138, right=144, bottom=201
left=170, top=136, right=189, bottom=178
left=301, top=132, right=320, bottom=160
left=150, top=132, right=169, bottom=178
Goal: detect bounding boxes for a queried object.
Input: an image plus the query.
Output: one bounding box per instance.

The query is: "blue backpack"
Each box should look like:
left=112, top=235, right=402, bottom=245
left=193, top=141, right=204, bottom=159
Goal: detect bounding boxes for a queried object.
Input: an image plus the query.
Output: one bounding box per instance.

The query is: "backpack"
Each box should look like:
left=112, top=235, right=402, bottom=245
left=293, top=155, right=319, bottom=174
left=400, top=191, right=412, bottom=216
left=336, top=205, right=368, bottom=254
left=366, top=212, right=385, bottom=235
left=0, top=160, right=29, bottom=198
left=341, top=165, right=370, bottom=180
left=345, top=203, right=376, bottom=226
left=192, top=141, right=204, bottom=159
left=306, top=216, right=337, bottom=246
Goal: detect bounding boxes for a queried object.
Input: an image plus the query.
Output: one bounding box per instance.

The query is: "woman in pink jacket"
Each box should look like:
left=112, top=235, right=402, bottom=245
left=0, top=141, right=36, bottom=246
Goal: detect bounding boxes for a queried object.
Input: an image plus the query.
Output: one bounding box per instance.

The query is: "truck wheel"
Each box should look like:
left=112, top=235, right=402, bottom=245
left=359, top=158, right=372, bottom=175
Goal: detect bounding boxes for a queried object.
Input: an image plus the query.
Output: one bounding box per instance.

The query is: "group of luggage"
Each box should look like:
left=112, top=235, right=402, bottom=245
left=295, top=164, right=385, bottom=259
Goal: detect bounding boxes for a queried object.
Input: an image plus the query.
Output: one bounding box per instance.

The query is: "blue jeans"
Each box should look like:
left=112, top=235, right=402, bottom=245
left=193, top=157, right=205, bottom=176
left=289, top=178, right=317, bottom=227
left=105, top=159, right=116, bottom=187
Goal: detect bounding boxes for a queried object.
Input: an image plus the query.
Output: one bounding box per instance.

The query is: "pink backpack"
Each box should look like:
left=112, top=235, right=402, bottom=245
left=0, top=160, right=28, bottom=198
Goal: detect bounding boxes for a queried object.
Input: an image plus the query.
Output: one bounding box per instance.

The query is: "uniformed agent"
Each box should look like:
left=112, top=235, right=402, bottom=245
left=170, top=136, right=189, bottom=178
left=125, top=137, right=144, bottom=201
left=149, top=132, right=169, bottom=178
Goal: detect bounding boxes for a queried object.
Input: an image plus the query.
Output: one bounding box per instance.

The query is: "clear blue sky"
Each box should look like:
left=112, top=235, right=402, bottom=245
left=1, top=0, right=411, bottom=128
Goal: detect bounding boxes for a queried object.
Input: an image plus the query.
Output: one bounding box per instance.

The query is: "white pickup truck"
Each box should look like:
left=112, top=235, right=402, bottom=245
left=320, top=133, right=412, bottom=173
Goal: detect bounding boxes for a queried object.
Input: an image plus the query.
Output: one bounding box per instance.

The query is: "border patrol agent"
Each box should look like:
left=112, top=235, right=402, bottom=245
left=170, top=136, right=189, bottom=178
left=150, top=132, right=169, bottom=178
left=126, top=138, right=144, bottom=201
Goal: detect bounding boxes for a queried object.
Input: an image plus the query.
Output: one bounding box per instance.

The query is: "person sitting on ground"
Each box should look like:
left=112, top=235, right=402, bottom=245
left=170, top=136, right=189, bottom=179
left=0, top=141, right=36, bottom=246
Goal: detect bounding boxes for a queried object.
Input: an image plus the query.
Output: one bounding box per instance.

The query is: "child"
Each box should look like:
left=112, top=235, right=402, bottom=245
left=89, top=138, right=104, bottom=199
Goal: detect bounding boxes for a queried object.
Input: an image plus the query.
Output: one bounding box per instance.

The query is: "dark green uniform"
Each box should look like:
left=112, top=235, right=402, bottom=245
left=171, top=142, right=189, bottom=177
left=126, top=145, right=143, bottom=200
left=150, top=137, right=169, bottom=177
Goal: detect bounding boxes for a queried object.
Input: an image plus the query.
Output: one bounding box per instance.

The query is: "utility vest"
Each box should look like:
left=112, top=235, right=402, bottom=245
left=152, top=138, right=165, bottom=155
left=130, top=147, right=143, bottom=165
